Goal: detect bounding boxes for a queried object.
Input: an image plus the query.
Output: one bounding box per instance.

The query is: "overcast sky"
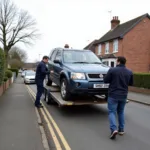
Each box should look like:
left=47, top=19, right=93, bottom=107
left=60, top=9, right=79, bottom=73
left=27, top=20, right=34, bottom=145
left=12, top=0, right=150, bottom=62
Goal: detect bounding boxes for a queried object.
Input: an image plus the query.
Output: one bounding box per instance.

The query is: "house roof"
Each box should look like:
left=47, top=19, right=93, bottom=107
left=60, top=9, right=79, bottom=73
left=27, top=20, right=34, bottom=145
left=83, top=40, right=98, bottom=52
left=94, top=13, right=150, bottom=45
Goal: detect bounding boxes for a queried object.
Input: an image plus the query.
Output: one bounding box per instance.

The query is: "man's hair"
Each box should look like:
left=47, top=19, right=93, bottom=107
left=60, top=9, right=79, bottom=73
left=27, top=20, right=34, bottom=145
left=117, top=56, right=126, bottom=65
left=43, top=56, right=49, bottom=60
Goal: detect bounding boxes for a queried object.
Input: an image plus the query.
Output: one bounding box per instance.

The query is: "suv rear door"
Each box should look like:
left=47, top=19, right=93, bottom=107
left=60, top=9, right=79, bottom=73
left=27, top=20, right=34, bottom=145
left=53, top=50, right=63, bottom=86
left=49, top=49, right=58, bottom=81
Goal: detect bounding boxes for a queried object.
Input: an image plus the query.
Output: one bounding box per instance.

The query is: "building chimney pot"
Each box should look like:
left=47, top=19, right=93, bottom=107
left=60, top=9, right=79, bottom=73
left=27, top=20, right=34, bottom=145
left=111, top=16, right=120, bottom=29
left=64, top=44, right=69, bottom=48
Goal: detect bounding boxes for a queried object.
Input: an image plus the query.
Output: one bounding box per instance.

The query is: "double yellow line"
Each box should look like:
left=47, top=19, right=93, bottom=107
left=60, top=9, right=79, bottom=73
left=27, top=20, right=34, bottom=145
left=26, top=85, right=71, bottom=150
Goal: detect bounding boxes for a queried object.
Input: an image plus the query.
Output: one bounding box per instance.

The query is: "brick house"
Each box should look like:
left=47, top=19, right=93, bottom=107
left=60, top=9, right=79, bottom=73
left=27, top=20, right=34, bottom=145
left=23, top=63, right=37, bottom=71
left=84, top=40, right=98, bottom=53
left=84, top=13, right=150, bottom=72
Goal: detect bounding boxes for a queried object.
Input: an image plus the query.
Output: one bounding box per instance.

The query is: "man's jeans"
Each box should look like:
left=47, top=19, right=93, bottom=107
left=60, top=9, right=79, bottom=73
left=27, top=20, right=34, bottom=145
left=107, top=97, right=126, bottom=132
left=35, top=84, right=44, bottom=106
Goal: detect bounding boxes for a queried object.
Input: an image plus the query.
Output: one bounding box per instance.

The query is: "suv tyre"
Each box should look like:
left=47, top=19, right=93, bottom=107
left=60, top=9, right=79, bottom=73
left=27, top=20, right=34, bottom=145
left=60, top=78, right=71, bottom=101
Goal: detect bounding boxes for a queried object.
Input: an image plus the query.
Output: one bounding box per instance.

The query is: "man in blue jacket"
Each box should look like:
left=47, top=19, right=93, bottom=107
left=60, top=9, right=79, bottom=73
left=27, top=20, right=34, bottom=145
left=35, top=56, right=49, bottom=108
left=104, top=56, right=133, bottom=139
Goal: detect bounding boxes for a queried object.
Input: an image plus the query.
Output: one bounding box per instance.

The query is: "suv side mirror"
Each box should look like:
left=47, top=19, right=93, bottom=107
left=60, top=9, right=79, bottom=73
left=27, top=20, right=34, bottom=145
left=54, top=59, right=61, bottom=64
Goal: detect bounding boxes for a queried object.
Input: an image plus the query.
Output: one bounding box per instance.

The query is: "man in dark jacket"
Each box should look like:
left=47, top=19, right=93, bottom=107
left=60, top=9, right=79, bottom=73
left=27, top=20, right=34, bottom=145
left=104, top=56, right=133, bottom=139
left=35, top=56, right=49, bottom=108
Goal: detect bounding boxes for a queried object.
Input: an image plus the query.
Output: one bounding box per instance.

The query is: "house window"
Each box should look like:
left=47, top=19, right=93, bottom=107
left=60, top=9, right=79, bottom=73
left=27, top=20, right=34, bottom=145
left=113, top=39, right=118, bottom=52
left=105, top=42, right=109, bottom=54
left=98, top=44, right=101, bottom=55
left=103, top=61, right=109, bottom=66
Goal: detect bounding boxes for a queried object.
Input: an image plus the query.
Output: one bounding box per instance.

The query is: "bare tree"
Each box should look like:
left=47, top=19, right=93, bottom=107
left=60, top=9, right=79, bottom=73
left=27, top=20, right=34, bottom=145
left=0, top=0, right=39, bottom=67
left=9, top=46, right=28, bottom=63
left=9, top=59, right=22, bottom=69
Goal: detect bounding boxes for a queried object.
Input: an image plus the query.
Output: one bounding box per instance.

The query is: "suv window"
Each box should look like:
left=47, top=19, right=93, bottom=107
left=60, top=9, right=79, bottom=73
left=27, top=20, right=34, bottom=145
left=55, top=50, right=61, bottom=60
left=50, top=50, right=57, bottom=61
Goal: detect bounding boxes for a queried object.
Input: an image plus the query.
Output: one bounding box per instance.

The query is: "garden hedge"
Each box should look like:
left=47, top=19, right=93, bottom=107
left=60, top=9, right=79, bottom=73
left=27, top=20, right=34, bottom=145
left=3, top=77, right=8, bottom=82
left=133, top=73, right=150, bottom=89
left=5, top=70, right=13, bottom=78
left=8, top=68, right=19, bottom=77
left=0, top=48, right=5, bottom=85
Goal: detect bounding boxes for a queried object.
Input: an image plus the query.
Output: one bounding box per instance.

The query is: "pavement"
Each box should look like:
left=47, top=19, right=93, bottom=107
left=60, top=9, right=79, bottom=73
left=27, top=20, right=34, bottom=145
left=29, top=84, right=150, bottom=150
left=0, top=77, right=45, bottom=150
left=128, top=92, right=150, bottom=105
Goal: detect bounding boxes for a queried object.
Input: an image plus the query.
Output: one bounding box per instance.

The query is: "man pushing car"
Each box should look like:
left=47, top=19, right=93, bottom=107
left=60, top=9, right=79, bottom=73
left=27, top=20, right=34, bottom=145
left=35, top=56, right=49, bottom=108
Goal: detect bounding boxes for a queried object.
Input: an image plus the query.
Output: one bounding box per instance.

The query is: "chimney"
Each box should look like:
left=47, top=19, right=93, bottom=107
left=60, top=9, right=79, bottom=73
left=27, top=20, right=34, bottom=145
left=64, top=44, right=69, bottom=48
left=111, top=16, right=120, bottom=29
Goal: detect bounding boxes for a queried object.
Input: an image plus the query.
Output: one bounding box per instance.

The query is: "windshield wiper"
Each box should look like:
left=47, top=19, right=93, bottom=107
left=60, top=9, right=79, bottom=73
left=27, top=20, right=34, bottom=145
left=73, top=62, right=89, bottom=63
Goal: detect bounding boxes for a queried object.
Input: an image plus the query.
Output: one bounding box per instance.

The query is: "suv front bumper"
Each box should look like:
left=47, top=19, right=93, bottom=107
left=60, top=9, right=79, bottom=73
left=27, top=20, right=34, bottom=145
left=69, top=79, right=108, bottom=95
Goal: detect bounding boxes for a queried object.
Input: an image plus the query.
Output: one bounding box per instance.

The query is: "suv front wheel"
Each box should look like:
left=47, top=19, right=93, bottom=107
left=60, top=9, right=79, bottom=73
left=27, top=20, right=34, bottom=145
left=60, top=78, right=71, bottom=101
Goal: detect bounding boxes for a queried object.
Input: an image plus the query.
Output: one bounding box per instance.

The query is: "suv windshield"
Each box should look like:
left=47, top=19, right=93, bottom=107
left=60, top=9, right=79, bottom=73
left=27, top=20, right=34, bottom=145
left=63, top=50, right=101, bottom=63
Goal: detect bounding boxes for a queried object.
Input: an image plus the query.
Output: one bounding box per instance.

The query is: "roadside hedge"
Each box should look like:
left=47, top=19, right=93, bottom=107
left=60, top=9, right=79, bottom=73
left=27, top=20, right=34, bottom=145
left=8, top=68, right=19, bottom=77
left=3, top=77, right=8, bottom=82
left=133, top=73, right=150, bottom=89
left=0, top=48, right=5, bottom=85
left=5, top=70, right=13, bottom=78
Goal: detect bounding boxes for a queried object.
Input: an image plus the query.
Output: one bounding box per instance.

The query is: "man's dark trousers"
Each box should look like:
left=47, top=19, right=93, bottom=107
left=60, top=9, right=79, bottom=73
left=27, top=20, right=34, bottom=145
left=35, top=80, right=44, bottom=106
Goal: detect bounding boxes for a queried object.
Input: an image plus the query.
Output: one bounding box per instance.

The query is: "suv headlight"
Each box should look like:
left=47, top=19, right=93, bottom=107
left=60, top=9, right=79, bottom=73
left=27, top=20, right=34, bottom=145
left=71, top=73, right=85, bottom=80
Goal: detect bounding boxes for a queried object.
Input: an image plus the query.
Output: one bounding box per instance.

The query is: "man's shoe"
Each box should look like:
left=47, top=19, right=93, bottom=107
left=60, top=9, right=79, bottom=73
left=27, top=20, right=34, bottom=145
left=39, top=103, right=43, bottom=106
left=118, top=129, right=125, bottom=135
left=110, top=130, right=118, bottom=139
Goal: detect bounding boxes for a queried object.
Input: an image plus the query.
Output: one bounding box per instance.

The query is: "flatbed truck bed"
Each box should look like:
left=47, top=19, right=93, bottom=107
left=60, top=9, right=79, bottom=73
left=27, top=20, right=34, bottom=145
left=43, top=85, right=107, bottom=107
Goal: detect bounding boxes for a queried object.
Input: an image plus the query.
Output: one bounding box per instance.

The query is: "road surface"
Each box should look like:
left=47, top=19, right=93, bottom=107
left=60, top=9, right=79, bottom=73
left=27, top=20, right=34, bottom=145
left=29, top=84, right=150, bottom=150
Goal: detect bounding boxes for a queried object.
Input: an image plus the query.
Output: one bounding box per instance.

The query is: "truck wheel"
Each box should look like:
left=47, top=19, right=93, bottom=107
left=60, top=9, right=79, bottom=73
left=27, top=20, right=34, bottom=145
left=60, top=78, right=71, bottom=101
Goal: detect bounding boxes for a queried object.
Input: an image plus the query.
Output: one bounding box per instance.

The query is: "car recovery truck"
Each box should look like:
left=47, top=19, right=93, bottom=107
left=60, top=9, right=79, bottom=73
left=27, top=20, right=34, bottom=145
left=43, top=84, right=107, bottom=107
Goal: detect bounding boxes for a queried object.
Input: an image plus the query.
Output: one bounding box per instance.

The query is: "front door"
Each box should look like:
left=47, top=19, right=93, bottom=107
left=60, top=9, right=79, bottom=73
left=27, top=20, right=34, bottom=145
left=111, top=61, right=115, bottom=67
left=102, top=58, right=116, bottom=67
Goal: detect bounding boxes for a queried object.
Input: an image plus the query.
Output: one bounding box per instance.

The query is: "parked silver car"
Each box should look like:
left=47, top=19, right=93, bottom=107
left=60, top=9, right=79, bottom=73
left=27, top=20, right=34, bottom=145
left=24, top=71, right=36, bottom=84
left=21, top=70, right=34, bottom=77
left=21, top=70, right=26, bottom=77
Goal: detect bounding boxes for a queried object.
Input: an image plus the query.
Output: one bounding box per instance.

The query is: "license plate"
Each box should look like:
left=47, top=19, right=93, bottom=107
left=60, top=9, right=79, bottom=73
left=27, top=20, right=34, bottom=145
left=93, top=84, right=109, bottom=88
